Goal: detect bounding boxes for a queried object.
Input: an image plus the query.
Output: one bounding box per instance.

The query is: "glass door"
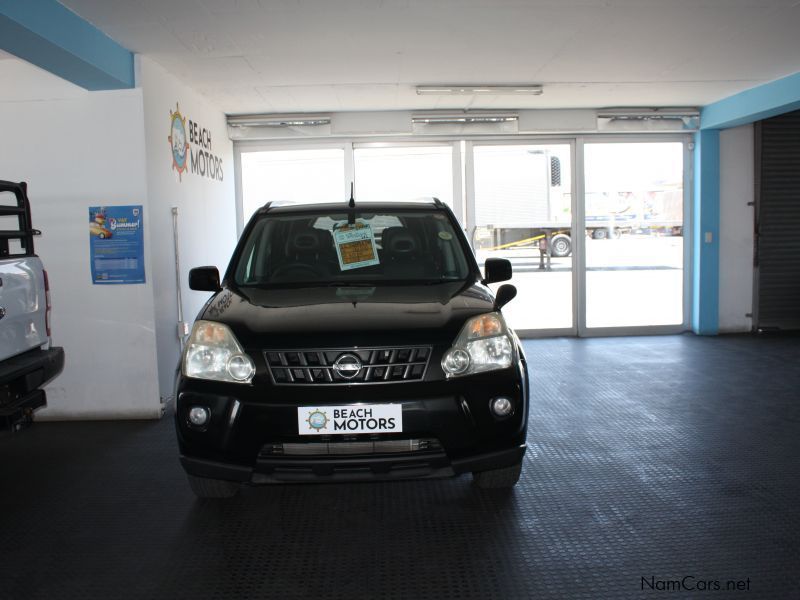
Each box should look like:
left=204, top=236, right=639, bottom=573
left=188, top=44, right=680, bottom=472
left=353, top=143, right=458, bottom=210
left=581, top=141, right=686, bottom=331
left=240, top=148, right=346, bottom=222
left=469, top=142, right=575, bottom=333
left=236, top=136, right=690, bottom=338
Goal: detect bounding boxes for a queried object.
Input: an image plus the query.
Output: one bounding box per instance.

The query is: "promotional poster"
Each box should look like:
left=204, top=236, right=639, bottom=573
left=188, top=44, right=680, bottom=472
left=88, top=205, right=145, bottom=284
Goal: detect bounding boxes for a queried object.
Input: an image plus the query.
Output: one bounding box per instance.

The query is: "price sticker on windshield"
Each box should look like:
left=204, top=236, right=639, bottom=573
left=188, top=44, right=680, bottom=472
left=333, top=223, right=380, bottom=271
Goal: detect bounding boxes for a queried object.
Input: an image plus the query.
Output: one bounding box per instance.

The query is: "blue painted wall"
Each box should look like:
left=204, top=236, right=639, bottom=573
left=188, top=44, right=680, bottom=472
left=702, top=71, right=800, bottom=130
left=692, top=130, right=720, bottom=335
left=0, top=0, right=134, bottom=90
left=693, top=70, right=800, bottom=335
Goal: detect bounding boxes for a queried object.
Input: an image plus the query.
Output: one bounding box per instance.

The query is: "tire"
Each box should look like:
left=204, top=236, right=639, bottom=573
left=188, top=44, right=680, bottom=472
left=472, top=461, right=523, bottom=489
left=591, top=228, right=608, bottom=240
left=550, top=234, right=572, bottom=257
left=187, top=474, right=240, bottom=498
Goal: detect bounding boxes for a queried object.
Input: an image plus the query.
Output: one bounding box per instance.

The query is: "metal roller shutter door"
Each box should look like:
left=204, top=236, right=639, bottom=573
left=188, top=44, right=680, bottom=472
left=756, top=110, right=800, bottom=331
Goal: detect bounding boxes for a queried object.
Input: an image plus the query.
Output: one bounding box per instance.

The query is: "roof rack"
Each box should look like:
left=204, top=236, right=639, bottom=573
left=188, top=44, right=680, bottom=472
left=432, top=197, right=445, bottom=208
left=257, top=201, right=273, bottom=214
left=0, top=180, right=39, bottom=257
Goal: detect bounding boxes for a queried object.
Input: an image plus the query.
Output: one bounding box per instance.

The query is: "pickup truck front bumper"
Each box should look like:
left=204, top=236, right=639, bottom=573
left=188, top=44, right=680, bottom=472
left=0, top=346, right=65, bottom=430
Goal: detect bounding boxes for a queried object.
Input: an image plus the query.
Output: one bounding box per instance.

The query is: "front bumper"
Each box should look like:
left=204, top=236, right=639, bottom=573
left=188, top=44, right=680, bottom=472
left=175, top=355, right=529, bottom=484
left=180, top=443, right=526, bottom=484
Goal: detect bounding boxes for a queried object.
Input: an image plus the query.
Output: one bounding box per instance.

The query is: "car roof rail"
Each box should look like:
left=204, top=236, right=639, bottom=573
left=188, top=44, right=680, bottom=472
left=257, top=201, right=273, bottom=214
left=432, top=197, right=445, bottom=209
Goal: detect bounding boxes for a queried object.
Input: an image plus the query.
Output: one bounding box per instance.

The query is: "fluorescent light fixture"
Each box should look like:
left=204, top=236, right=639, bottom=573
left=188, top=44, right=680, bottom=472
left=227, top=114, right=331, bottom=128
left=412, top=112, right=519, bottom=125
left=416, top=85, right=543, bottom=96
left=597, top=108, right=700, bottom=131
left=597, top=108, right=699, bottom=120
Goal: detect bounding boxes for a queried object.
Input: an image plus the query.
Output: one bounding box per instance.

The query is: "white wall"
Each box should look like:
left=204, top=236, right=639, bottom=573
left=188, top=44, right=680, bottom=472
left=138, top=57, right=237, bottom=397
left=718, top=124, right=755, bottom=333
left=0, top=88, right=162, bottom=419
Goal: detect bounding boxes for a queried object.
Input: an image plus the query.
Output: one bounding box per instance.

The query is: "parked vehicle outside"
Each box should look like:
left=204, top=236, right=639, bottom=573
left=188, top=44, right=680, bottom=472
left=175, top=199, right=528, bottom=497
left=0, top=181, right=65, bottom=432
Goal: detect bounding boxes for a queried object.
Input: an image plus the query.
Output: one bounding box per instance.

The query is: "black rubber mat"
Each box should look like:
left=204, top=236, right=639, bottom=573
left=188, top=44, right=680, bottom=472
left=1, top=334, right=799, bottom=599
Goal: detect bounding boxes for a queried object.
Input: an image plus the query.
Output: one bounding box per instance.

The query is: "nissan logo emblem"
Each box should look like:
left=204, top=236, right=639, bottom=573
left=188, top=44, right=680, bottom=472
left=333, top=353, right=362, bottom=380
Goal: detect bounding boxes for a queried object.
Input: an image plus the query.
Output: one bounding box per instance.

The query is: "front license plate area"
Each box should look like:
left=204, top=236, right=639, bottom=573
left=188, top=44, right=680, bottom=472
left=298, top=404, right=402, bottom=436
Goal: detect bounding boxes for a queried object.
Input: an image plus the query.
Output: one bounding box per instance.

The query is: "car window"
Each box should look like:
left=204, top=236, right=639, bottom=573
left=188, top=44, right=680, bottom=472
left=234, top=209, right=470, bottom=286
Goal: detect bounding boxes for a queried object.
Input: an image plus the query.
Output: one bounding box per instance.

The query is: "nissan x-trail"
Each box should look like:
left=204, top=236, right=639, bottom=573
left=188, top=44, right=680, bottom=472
left=175, top=200, right=529, bottom=497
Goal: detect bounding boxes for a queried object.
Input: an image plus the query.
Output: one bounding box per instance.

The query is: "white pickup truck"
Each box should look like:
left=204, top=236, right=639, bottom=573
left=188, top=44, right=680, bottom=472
left=0, top=181, right=64, bottom=432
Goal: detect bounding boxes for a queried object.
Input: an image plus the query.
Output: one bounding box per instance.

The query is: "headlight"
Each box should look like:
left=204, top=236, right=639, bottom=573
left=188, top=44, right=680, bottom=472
left=183, top=320, right=255, bottom=384
left=441, top=312, right=514, bottom=378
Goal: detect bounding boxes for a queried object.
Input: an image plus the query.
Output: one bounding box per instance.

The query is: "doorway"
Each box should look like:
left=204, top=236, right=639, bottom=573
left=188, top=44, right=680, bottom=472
left=237, top=136, right=690, bottom=336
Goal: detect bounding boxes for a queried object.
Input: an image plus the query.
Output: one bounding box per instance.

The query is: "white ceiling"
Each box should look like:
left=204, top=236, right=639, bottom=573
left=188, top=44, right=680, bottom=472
left=54, top=0, right=800, bottom=114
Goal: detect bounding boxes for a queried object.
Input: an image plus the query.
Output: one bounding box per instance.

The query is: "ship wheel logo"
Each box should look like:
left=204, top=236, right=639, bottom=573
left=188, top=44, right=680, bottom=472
left=168, top=102, right=190, bottom=181
left=306, top=409, right=329, bottom=431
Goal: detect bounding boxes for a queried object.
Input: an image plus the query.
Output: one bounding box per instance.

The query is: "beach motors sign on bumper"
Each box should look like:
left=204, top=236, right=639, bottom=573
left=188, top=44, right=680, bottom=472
left=298, top=405, right=403, bottom=435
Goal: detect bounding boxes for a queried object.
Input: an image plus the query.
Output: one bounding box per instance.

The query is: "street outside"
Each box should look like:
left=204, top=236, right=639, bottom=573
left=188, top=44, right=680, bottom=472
left=478, top=235, right=684, bottom=331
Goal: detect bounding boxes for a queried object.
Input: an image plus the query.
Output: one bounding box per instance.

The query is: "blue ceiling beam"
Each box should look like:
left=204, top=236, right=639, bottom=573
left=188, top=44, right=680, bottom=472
left=701, top=71, right=800, bottom=130
left=0, top=0, right=134, bottom=90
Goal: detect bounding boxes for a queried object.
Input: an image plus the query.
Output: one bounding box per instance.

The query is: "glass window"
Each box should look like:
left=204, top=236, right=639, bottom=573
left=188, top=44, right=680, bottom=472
left=473, top=144, right=573, bottom=331
left=354, top=146, right=454, bottom=206
left=241, top=149, right=345, bottom=222
left=234, top=209, right=470, bottom=286
left=584, top=142, right=684, bottom=328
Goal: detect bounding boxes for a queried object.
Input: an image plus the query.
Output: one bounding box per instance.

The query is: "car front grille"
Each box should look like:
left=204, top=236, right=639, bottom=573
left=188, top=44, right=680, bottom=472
left=260, top=438, right=442, bottom=456
left=264, top=346, right=432, bottom=385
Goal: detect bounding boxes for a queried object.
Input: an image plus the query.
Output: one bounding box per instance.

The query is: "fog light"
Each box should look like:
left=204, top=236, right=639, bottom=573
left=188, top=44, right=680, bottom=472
left=188, top=406, right=209, bottom=426
left=491, top=397, right=514, bottom=417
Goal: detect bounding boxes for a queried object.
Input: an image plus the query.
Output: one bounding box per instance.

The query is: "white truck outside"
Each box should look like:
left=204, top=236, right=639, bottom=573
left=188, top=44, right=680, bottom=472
left=0, top=181, right=64, bottom=432
left=474, top=149, right=682, bottom=257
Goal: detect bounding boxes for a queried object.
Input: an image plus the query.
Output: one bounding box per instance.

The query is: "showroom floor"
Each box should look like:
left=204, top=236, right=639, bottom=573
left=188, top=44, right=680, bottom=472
left=1, top=334, right=799, bottom=600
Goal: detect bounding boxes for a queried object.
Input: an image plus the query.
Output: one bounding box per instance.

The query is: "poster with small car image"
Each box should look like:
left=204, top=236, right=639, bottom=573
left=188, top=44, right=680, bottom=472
left=89, top=205, right=145, bottom=284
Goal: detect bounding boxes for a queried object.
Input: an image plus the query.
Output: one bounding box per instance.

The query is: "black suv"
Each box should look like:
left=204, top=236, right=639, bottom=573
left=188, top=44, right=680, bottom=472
left=175, top=200, right=529, bottom=497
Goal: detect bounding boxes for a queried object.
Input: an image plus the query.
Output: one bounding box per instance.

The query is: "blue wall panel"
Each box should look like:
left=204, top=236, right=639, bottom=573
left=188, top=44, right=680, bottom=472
left=692, top=130, right=720, bottom=335
left=702, top=71, right=800, bottom=130
left=0, top=0, right=133, bottom=90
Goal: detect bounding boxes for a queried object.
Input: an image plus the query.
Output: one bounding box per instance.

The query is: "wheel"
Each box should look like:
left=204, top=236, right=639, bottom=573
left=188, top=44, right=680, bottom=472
left=550, top=234, right=572, bottom=257
left=186, top=474, right=240, bottom=498
left=591, top=228, right=608, bottom=240
left=472, top=461, right=522, bottom=489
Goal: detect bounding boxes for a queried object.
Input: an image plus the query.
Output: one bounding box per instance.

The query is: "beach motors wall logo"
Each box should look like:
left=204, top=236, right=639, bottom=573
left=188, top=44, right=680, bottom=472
left=168, top=103, right=190, bottom=181
left=167, top=102, right=224, bottom=183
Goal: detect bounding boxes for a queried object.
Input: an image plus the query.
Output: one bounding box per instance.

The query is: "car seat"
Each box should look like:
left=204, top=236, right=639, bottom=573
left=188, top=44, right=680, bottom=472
left=381, top=226, right=431, bottom=279
left=272, top=227, right=332, bottom=280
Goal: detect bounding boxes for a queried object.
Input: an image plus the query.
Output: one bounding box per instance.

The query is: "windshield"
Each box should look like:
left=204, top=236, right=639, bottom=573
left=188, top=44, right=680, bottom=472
left=233, top=209, right=472, bottom=287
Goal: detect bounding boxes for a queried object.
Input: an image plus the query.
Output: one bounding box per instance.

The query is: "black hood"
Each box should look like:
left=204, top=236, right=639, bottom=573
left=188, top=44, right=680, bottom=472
left=200, top=281, right=495, bottom=348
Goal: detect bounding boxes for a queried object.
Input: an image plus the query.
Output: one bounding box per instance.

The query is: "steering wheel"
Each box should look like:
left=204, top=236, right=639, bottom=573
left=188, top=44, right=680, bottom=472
left=271, top=262, right=324, bottom=280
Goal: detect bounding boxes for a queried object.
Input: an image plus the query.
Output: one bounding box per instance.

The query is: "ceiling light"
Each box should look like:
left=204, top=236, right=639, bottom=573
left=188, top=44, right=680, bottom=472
left=412, top=112, right=519, bottom=125
left=597, top=108, right=698, bottom=119
left=416, top=85, right=543, bottom=96
left=596, top=108, right=700, bottom=131
left=227, top=114, right=331, bottom=128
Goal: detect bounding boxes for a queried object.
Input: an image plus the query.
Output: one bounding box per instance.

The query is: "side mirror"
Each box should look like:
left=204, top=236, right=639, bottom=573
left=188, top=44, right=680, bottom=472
left=189, top=266, right=221, bottom=292
left=483, top=258, right=512, bottom=284
left=494, top=284, right=517, bottom=310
